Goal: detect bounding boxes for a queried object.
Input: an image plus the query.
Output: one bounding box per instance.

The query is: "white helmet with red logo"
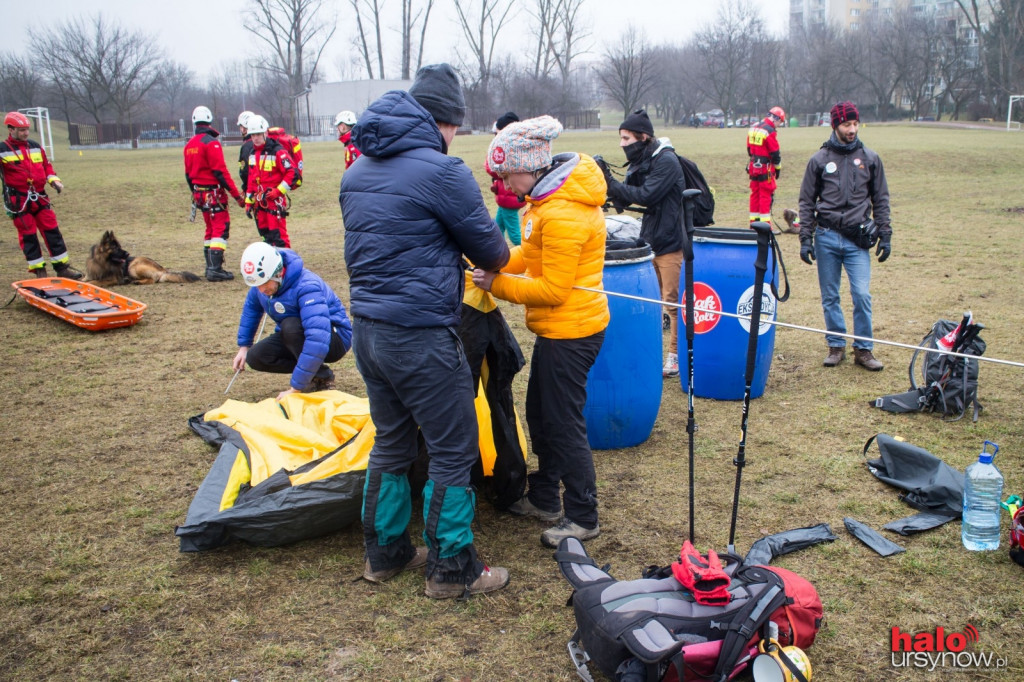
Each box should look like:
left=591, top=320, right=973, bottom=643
left=240, top=242, right=284, bottom=287
left=5, top=111, right=30, bottom=128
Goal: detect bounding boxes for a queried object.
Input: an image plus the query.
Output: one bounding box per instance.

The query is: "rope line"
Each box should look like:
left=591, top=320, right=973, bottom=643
left=496, top=273, right=1024, bottom=370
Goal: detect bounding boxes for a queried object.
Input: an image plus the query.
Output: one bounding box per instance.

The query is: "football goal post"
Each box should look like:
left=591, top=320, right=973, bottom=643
left=19, top=107, right=54, bottom=159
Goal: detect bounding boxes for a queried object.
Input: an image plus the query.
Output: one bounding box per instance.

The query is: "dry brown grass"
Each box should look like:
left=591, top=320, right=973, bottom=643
left=1, top=124, right=1023, bottom=680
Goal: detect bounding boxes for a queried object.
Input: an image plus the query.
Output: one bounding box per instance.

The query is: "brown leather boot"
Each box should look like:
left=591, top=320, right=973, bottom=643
left=854, top=348, right=884, bottom=371
left=823, top=347, right=845, bottom=367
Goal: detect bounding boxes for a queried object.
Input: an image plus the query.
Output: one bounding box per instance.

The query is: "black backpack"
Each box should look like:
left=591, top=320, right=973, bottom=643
left=676, top=154, right=715, bottom=227
left=872, top=319, right=985, bottom=421
left=555, top=538, right=820, bottom=682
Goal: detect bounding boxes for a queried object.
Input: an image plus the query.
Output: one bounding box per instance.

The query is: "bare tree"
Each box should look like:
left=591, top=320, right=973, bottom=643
left=349, top=0, right=378, bottom=78
left=243, top=0, right=337, bottom=98
left=934, top=16, right=982, bottom=120
left=845, top=14, right=901, bottom=121
left=651, top=45, right=705, bottom=125
left=150, top=61, right=196, bottom=119
left=453, top=0, right=515, bottom=92
left=795, top=22, right=846, bottom=114
left=528, top=0, right=558, bottom=79
left=0, top=52, right=41, bottom=112
left=693, top=0, right=767, bottom=121
left=400, top=0, right=436, bottom=79
left=547, top=0, right=590, bottom=88
left=597, top=26, right=659, bottom=114
left=35, top=15, right=164, bottom=126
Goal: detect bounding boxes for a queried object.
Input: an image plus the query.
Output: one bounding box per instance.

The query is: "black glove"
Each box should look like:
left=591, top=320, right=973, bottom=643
left=876, top=232, right=891, bottom=262
left=245, top=206, right=253, bottom=220
left=774, top=167, right=781, bottom=180
left=593, top=155, right=612, bottom=183
left=800, top=237, right=815, bottom=265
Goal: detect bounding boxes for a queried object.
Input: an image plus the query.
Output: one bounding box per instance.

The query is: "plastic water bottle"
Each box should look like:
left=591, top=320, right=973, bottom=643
left=962, top=441, right=1003, bottom=551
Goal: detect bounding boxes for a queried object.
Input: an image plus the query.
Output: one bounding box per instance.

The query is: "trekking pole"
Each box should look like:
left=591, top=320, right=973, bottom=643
left=225, top=313, right=267, bottom=395
left=727, top=221, right=773, bottom=554
left=681, top=188, right=702, bottom=544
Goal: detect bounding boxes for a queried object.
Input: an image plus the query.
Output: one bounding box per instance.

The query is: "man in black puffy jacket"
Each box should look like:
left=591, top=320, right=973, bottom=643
left=605, top=109, right=685, bottom=378
left=339, top=64, right=510, bottom=600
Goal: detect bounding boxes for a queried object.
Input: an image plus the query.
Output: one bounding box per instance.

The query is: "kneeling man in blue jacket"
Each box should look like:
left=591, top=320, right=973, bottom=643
left=233, top=242, right=353, bottom=400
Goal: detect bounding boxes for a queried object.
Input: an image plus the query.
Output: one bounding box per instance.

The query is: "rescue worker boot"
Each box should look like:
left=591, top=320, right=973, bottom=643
left=53, top=262, right=83, bottom=281
left=854, top=348, right=884, bottom=371
left=205, top=248, right=234, bottom=282
left=32, top=266, right=48, bottom=278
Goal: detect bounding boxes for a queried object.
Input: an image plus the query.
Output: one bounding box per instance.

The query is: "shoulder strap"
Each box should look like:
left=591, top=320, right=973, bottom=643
left=712, top=568, right=788, bottom=681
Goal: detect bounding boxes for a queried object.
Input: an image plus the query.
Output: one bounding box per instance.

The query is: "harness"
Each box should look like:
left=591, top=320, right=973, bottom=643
left=3, top=186, right=49, bottom=218
left=254, top=187, right=290, bottom=217
left=192, top=185, right=229, bottom=214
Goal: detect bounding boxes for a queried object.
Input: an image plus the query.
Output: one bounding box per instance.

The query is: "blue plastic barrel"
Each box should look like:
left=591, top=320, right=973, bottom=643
left=678, top=228, right=778, bottom=400
left=584, top=240, right=663, bottom=449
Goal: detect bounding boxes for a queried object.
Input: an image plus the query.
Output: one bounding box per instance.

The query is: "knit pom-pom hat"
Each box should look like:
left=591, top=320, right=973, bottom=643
left=487, top=115, right=563, bottom=174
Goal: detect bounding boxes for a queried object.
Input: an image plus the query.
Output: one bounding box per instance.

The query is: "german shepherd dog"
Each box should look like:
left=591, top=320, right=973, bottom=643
left=85, top=231, right=201, bottom=286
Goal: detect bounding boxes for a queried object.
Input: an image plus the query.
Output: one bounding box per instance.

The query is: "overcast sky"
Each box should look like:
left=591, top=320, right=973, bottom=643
left=13, top=0, right=789, bottom=82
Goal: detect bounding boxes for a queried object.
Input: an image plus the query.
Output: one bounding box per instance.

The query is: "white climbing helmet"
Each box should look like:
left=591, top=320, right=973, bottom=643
left=240, top=242, right=284, bottom=287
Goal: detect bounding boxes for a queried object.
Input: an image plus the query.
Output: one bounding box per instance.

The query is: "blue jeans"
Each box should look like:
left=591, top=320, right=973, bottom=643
left=814, top=227, right=873, bottom=350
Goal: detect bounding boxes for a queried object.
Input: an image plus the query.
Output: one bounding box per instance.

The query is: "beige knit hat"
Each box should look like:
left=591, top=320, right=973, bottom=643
left=487, top=115, right=563, bottom=174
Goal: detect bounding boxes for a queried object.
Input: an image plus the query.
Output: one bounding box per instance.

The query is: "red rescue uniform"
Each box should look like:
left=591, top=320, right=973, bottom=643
left=246, top=137, right=297, bottom=248
left=746, top=116, right=781, bottom=226
left=0, top=135, right=73, bottom=272
left=184, top=124, right=242, bottom=251
left=340, top=130, right=361, bottom=169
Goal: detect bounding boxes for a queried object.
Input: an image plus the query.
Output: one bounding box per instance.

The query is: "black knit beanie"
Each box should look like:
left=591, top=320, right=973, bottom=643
left=409, top=64, right=467, bottom=126
left=619, top=109, right=655, bottom=138
left=496, top=111, right=519, bottom=131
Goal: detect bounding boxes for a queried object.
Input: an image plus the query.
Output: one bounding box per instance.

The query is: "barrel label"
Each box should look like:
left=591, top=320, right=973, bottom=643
left=691, top=282, right=721, bottom=333
left=737, top=285, right=777, bottom=335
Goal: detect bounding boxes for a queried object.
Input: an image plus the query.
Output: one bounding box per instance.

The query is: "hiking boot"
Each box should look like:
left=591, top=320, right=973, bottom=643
left=31, top=267, right=48, bottom=278
left=662, top=353, right=680, bottom=378
left=507, top=495, right=560, bottom=523
left=54, top=263, right=83, bottom=281
left=425, top=564, right=510, bottom=599
left=854, top=348, right=884, bottom=371
left=823, top=347, right=845, bottom=367
left=541, top=517, right=600, bottom=549
left=363, top=546, right=428, bottom=584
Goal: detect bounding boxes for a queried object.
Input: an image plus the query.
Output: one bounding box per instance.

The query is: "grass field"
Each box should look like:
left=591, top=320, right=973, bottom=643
left=1, top=123, right=1023, bottom=681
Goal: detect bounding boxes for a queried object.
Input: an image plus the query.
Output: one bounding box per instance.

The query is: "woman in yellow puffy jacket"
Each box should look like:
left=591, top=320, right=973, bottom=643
left=472, top=115, right=609, bottom=549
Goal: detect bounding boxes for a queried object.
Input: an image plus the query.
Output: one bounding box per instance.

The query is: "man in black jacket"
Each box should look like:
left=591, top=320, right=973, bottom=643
left=605, top=110, right=685, bottom=378
left=798, top=101, right=891, bottom=371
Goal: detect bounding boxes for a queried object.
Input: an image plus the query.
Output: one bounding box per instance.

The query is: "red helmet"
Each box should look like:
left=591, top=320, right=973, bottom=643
left=769, top=107, right=787, bottom=124
left=5, top=111, right=30, bottom=128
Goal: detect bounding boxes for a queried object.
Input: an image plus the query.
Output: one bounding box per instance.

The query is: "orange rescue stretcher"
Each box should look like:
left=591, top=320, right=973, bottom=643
left=11, top=277, right=147, bottom=331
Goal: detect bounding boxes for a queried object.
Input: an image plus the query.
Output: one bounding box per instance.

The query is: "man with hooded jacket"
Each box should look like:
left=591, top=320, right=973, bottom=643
left=604, top=109, right=685, bottom=378
left=233, top=243, right=352, bottom=398
left=338, top=63, right=511, bottom=599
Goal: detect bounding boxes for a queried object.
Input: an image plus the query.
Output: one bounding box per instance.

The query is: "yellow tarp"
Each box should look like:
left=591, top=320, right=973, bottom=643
left=204, top=392, right=375, bottom=510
